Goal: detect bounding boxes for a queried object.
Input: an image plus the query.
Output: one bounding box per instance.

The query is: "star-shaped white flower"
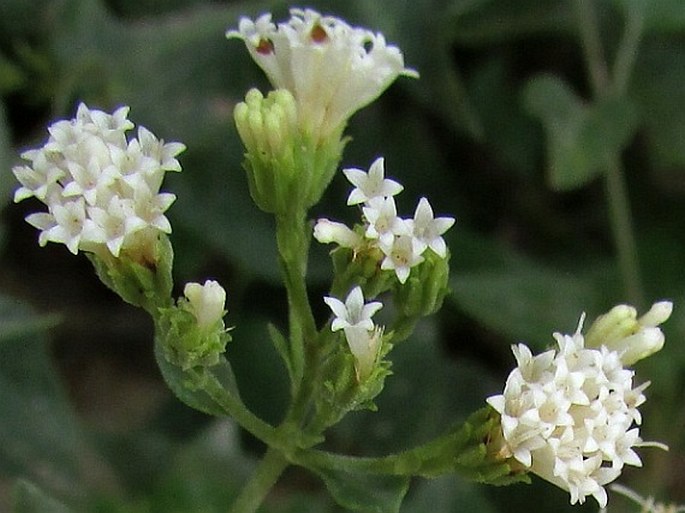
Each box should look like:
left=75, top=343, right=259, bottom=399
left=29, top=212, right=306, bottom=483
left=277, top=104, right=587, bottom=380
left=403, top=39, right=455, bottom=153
left=324, top=286, right=382, bottom=332
left=363, top=196, right=410, bottom=246
left=343, top=157, right=403, bottom=205
left=379, top=234, right=424, bottom=284
left=408, top=197, right=455, bottom=258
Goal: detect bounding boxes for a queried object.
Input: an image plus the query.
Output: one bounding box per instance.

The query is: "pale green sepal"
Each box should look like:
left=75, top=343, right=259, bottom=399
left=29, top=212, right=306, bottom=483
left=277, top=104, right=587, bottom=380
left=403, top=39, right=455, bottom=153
left=86, top=233, right=174, bottom=315
left=157, top=305, right=231, bottom=371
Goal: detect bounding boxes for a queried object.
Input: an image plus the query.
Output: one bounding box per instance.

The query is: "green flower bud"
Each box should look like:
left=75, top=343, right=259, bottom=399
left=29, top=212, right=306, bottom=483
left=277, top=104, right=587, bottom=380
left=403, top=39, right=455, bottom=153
left=393, top=249, right=450, bottom=319
left=234, top=88, right=347, bottom=214
left=158, top=280, right=231, bottom=370
left=585, top=301, right=673, bottom=365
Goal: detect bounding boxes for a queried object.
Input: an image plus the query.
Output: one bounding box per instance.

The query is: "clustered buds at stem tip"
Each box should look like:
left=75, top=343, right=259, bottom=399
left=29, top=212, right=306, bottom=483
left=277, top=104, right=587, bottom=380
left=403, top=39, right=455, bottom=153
left=13, top=103, right=185, bottom=262
left=585, top=301, right=673, bottom=365
left=227, top=8, right=418, bottom=138
left=487, top=307, right=671, bottom=508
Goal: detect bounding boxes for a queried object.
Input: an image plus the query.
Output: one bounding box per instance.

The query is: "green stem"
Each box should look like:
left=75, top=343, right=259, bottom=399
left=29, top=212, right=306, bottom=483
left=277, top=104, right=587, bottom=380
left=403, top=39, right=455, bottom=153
left=612, top=2, right=645, bottom=95
left=198, top=369, right=283, bottom=448
left=292, top=408, right=514, bottom=481
left=574, top=0, right=645, bottom=305
left=604, top=158, right=643, bottom=305
left=275, top=212, right=318, bottom=387
left=228, top=447, right=289, bottom=513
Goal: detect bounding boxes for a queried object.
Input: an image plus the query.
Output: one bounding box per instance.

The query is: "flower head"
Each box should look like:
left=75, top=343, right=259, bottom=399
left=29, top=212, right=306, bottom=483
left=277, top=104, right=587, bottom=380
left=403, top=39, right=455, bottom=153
left=13, top=103, right=184, bottom=259
left=228, top=8, right=418, bottom=137
left=487, top=314, right=669, bottom=508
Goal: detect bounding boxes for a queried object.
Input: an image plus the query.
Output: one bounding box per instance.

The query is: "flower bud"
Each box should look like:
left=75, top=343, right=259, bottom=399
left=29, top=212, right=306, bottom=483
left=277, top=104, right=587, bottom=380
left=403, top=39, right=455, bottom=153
left=585, top=301, right=673, bottom=365
left=182, top=280, right=227, bottom=330
left=234, top=88, right=345, bottom=214
left=157, top=280, right=231, bottom=370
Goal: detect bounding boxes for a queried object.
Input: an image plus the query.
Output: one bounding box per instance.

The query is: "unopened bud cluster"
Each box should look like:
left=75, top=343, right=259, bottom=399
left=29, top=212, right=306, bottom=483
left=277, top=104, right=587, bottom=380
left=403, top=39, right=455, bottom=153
left=13, top=103, right=185, bottom=260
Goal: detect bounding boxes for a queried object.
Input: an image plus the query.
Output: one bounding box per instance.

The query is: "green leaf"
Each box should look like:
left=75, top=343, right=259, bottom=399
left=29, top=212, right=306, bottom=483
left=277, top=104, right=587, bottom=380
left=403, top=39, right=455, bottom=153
left=402, top=475, right=498, bottom=513
left=12, top=480, right=73, bottom=513
left=0, top=295, right=108, bottom=505
left=314, top=466, right=410, bottom=513
left=154, top=340, right=241, bottom=417
left=450, top=0, right=575, bottom=45
left=450, top=261, right=607, bottom=349
left=613, top=0, right=685, bottom=34
left=630, top=40, right=685, bottom=172
left=523, top=74, right=638, bottom=190
left=0, top=100, right=13, bottom=205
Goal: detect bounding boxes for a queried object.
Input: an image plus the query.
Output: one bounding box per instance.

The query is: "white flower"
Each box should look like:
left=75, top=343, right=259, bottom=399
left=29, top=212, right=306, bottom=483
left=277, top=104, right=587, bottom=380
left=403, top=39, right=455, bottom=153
left=228, top=8, right=418, bottom=136
left=343, top=157, right=403, bottom=205
left=408, top=197, right=455, bottom=258
left=324, top=286, right=384, bottom=381
left=487, top=315, right=667, bottom=508
left=313, top=218, right=361, bottom=248
left=324, top=286, right=382, bottom=332
left=363, top=196, right=410, bottom=246
left=183, top=280, right=227, bottom=329
left=343, top=325, right=384, bottom=381
left=379, top=234, right=424, bottom=284
left=12, top=103, right=184, bottom=257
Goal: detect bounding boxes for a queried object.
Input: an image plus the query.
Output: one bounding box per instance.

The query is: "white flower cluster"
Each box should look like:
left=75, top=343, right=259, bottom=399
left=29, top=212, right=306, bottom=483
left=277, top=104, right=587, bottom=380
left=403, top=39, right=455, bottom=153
left=227, top=8, right=417, bottom=137
left=314, top=157, right=455, bottom=283
left=324, top=286, right=384, bottom=381
left=13, top=103, right=185, bottom=257
left=487, top=318, right=664, bottom=508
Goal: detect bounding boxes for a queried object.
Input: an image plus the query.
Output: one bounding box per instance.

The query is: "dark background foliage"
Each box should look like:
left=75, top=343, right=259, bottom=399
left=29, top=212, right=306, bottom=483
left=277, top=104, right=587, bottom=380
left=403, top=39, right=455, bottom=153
left=1, top=1, right=684, bottom=512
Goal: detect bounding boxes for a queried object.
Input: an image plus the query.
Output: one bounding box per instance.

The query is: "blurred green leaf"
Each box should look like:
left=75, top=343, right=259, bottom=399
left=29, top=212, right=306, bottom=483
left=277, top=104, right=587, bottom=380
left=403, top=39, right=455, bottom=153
left=450, top=260, right=606, bottom=349
left=402, top=475, right=497, bottom=513
left=0, top=294, right=113, bottom=506
left=12, top=480, right=73, bottom=513
left=613, top=0, right=685, bottom=33
left=523, top=74, right=638, bottom=191
left=630, top=40, right=685, bottom=172
left=0, top=295, right=60, bottom=343
left=314, top=466, right=410, bottom=513
left=450, top=0, right=575, bottom=45
left=0, top=100, right=13, bottom=205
